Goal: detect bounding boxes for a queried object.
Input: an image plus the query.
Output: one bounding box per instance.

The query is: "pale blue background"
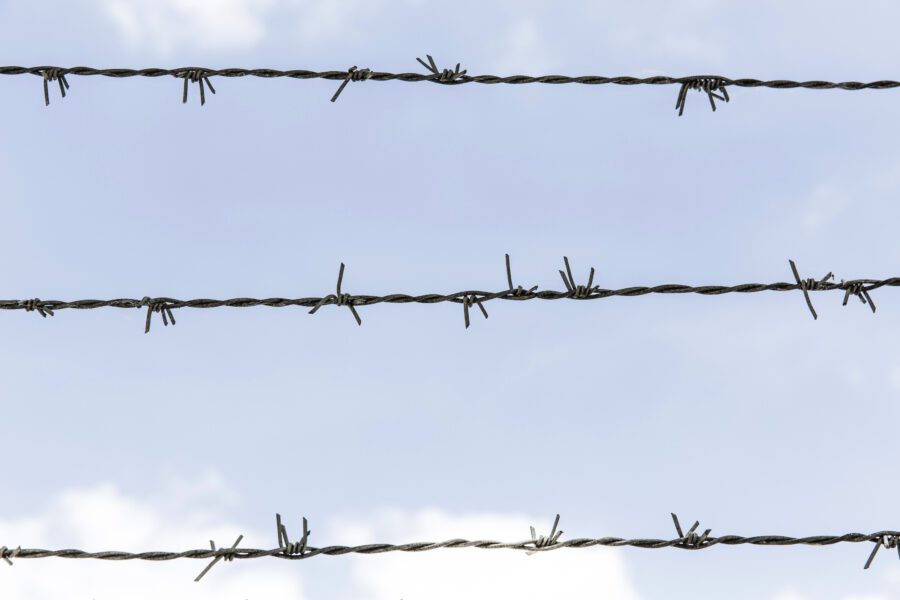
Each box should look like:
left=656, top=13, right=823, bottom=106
left=1, top=1, right=900, bottom=598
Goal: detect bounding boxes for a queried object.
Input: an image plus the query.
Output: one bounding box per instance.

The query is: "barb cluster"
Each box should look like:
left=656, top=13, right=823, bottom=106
left=141, top=296, right=176, bottom=334
left=676, top=77, right=729, bottom=116
left=1, top=545, right=21, bottom=566
left=330, top=66, right=373, bottom=102
left=40, top=68, right=69, bottom=106
left=865, top=534, right=900, bottom=569
left=527, top=514, right=563, bottom=556
left=176, top=69, right=216, bottom=105
left=1, top=257, right=895, bottom=333
left=193, top=536, right=243, bottom=582
left=276, top=514, right=311, bottom=558
left=4, top=513, right=898, bottom=582
left=308, top=263, right=361, bottom=325
left=4, top=59, right=900, bottom=113
left=672, top=513, right=712, bottom=549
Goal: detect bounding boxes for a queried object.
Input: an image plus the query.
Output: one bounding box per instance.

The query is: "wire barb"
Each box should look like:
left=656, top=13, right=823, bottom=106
left=841, top=279, right=877, bottom=314
left=309, top=263, right=362, bottom=325
left=789, top=259, right=834, bottom=320
left=676, top=76, right=729, bottom=116
left=21, top=298, right=54, bottom=318
left=864, top=534, right=899, bottom=569
left=462, top=294, right=488, bottom=329
left=0, top=546, right=20, bottom=566
left=559, top=256, right=598, bottom=299
left=177, top=69, right=216, bottom=106
left=141, top=297, right=176, bottom=334
left=330, top=66, right=372, bottom=102
left=193, top=535, right=243, bottom=582
left=416, top=54, right=467, bottom=83
left=276, top=514, right=311, bottom=557
left=41, top=68, right=69, bottom=106
left=671, top=513, right=712, bottom=549
left=505, top=254, right=538, bottom=298
left=527, top=514, right=563, bottom=555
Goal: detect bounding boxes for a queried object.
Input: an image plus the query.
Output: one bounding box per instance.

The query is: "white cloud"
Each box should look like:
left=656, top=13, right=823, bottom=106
left=773, top=589, right=891, bottom=600
left=0, top=476, right=304, bottom=600
left=0, top=479, right=642, bottom=600
left=99, top=0, right=405, bottom=55
left=331, top=508, right=641, bottom=600
left=101, top=0, right=280, bottom=55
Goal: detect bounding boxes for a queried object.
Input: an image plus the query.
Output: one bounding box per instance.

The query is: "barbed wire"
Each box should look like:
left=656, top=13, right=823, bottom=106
left=1, top=257, right=894, bottom=333
left=3, top=514, right=898, bottom=582
left=3, top=56, right=900, bottom=113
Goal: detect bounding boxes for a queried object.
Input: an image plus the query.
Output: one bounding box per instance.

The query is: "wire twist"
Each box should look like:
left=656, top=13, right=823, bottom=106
left=21, top=298, right=53, bottom=318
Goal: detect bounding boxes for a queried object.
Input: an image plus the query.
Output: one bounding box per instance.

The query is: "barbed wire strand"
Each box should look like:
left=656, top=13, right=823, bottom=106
left=2, top=257, right=895, bottom=333
left=3, top=514, right=898, bottom=582
left=5, top=57, right=900, bottom=113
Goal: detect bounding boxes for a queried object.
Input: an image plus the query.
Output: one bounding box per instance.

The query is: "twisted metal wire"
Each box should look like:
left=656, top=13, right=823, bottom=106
left=1, top=258, right=895, bottom=332
left=3, top=58, right=900, bottom=112
left=3, top=513, right=898, bottom=581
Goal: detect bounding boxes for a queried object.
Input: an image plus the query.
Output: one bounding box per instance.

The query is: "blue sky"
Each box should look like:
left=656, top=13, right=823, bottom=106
left=2, top=1, right=900, bottom=598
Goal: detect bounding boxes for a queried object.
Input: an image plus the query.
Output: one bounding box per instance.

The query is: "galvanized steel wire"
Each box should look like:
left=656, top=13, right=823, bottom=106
left=3, top=58, right=900, bottom=112
left=1, top=258, right=894, bottom=332
left=2, top=514, right=898, bottom=582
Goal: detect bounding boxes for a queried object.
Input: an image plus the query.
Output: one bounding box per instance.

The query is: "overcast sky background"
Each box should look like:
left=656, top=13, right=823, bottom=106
left=1, top=1, right=900, bottom=599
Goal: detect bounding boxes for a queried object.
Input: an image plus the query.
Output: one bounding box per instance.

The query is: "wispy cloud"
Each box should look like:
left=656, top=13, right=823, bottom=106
left=100, top=0, right=280, bottom=55
left=98, top=0, right=407, bottom=55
